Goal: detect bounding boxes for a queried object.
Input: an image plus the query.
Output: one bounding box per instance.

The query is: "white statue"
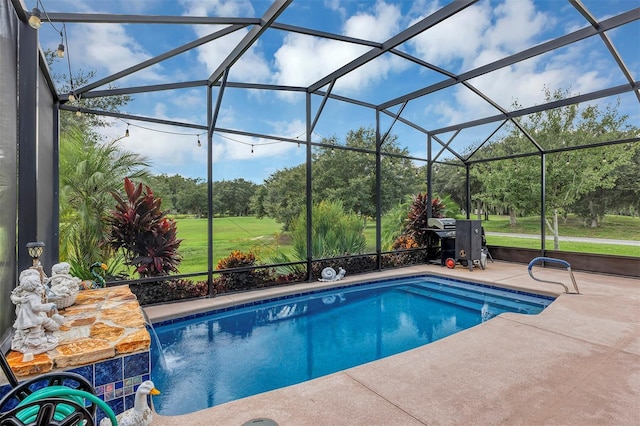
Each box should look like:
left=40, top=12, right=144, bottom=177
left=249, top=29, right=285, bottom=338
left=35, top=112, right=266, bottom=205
left=318, top=267, right=346, bottom=282
left=46, top=262, right=81, bottom=308
left=11, top=272, right=64, bottom=355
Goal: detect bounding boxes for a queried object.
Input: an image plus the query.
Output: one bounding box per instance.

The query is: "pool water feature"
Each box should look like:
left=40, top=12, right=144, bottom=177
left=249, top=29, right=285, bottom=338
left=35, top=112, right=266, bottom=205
left=150, top=275, right=554, bottom=415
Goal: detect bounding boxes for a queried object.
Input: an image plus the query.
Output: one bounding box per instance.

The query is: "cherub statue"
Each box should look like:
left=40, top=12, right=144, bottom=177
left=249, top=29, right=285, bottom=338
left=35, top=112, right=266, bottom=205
left=11, top=272, right=64, bottom=355
left=46, top=262, right=81, bottom=306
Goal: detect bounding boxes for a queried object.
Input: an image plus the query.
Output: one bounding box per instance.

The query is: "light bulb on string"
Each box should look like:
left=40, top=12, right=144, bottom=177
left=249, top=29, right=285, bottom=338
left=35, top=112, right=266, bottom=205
left=68, top=92, right=76, bottom=103
left=28, top=7, right=42, bottom=29
left=125, top=125, right=130, bottom=137
left=197, top=136, right=201, bottom=147
left=251, top=145, right=254, bottom=155
left=76, top=109, right=82, bottom=117
left=56, top=42, right=65, bottom=58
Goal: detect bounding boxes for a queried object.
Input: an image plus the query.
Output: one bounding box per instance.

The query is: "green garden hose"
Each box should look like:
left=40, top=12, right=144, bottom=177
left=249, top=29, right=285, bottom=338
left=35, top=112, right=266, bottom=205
left=14, top=386, right=118, bottom=425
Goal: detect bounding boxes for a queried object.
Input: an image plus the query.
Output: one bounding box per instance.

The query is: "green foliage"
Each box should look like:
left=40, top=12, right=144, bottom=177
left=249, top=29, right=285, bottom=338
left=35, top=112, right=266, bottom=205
left=214, top=179, right=259, bottom=216
left=253, top=165, right=306, bottom=230
left=290, top=200, right=367, bottom=259
left=255, top=127, right=422, bottom=230
left=58, top=126, right=150, bottom=277
left=107, top=178, right=182, bottom=277
left=45, top=50, right=132, bottom=132
left=461, top=89, right=639, bottom=250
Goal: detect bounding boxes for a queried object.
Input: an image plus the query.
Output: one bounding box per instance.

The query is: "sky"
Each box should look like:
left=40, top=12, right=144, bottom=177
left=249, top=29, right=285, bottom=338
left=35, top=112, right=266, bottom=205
left=34, top=0, right=640, bottom=183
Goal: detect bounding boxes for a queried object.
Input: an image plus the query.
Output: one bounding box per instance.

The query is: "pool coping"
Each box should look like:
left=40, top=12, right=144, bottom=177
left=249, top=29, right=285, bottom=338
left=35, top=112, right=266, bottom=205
left=150, top=273, right=555, bottom=330
left=143, top=264, right=561, bottom=325
left=148, top=262, right=640, bottom=425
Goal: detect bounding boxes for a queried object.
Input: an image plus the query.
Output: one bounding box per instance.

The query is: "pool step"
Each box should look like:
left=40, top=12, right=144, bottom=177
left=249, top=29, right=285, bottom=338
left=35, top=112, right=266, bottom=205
left=398, top=284, right=541, bottom=316
left=415, top=281, right=550, bottom=311
left=424, top=278, right=553, bottom=308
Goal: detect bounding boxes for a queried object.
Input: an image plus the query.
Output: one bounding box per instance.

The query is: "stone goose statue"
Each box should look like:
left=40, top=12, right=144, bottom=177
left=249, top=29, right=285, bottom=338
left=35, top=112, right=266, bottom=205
left=99, top=381, right=160, bottom=426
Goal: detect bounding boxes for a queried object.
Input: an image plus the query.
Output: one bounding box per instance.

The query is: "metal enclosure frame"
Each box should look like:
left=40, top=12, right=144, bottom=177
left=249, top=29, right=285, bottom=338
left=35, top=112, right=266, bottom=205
left=5, top=0, right=639, bottom=306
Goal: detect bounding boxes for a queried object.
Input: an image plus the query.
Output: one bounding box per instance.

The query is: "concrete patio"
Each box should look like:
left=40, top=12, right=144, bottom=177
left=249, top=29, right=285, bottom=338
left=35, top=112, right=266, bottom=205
left=146, top=261, right=639, bottom=425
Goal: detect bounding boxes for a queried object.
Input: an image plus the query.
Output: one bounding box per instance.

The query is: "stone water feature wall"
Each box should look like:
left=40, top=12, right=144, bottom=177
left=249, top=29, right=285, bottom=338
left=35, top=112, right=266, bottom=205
left=0, top=286, right=151, bottom=416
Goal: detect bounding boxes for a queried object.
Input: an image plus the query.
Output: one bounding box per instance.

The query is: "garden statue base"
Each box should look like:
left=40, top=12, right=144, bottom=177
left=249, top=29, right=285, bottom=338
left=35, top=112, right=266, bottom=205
left=3, top=286, right=150, bottom=378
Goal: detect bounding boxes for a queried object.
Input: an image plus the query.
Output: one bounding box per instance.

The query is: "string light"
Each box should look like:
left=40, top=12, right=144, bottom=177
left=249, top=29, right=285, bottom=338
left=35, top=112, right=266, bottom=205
left=28, top=7, right=42, bottom=29
left=125, top=124, right=129, bottom=137
left=114, top=118, right=313, bottom=152
left=56, top=42, right=65, bottom=58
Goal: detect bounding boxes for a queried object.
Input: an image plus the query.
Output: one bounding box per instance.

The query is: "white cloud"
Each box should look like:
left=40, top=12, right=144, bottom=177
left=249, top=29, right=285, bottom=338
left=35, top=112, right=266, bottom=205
left=180, top=0, right=272, bottom=82
left=408, top=1, right=492, bottom=71
left=483, top=0, right=551, bottom=54
left=69, top=23, right=166, bottom=84
left=408, top=0, right=610, bottom=127
left=273, top=1, right=407, bottom=98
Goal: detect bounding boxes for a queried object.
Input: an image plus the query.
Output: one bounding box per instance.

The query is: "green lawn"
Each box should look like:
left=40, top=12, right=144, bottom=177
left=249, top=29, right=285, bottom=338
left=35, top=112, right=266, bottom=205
left=174, top=215, right=639, bottom=274
left=175, top=216, right=294, bottom=274
left=480, top=214, right=640, bottom=240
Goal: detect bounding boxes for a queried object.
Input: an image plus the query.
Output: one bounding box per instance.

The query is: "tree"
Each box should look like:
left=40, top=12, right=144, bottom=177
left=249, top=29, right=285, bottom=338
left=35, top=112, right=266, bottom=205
left=533, top=92, right=637, bottom=248
left=471, top=89, right=638, bottom=248
left=177, top=183, right=209, bottom=217
left=213, top=179, right=259, bottom=216
left=59, top=126, right=150, bottom=277
left=151, top=174, right=199, bottom=212
left=45, top=50, right=131, bottom=132
left=312, top=128, right=421, bottom=218
left=256, top=127, right=422, bottom=229
left=256, top=165, right=306, bottom=230
left=49, top=51, right=145, bottom=275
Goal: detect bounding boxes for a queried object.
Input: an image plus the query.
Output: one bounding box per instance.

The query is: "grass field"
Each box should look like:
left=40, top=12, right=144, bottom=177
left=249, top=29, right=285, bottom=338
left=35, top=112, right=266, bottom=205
left=174, top=214, right=639, bottom=274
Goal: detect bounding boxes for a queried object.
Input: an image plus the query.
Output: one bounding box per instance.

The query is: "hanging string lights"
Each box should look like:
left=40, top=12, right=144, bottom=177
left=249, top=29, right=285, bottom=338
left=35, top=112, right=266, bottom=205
left=28, top=7, right=41, bottom=29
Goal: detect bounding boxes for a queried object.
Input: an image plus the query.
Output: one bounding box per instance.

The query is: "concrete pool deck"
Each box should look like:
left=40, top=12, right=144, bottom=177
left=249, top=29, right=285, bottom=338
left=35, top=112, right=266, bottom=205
left=146, top=261, right=640, bottom=425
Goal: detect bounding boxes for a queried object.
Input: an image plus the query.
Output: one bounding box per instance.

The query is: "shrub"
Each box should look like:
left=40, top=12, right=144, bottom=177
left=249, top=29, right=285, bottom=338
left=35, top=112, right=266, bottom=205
left=214, top=250, right=273, bottom=293
left=107, top=177, right=182, bottom=278
left=130, top=279, right=207, bottom=305
left=291, top=200, right=366, bottom=259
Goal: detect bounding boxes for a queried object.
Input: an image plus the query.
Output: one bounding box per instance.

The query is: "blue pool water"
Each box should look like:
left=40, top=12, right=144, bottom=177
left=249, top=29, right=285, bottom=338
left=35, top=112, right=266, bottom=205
left=150, top=275, right=554, bottom=415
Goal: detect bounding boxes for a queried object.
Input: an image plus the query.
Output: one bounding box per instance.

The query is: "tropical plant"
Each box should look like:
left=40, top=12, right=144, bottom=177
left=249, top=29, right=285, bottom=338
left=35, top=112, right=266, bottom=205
left=382, top=193, right=459, bottom=250
left=107, top=178, right=182, bottom=277
left=290, top=200, right=367, bottom=259
left=401, top=193, right=446, bottom=247
left=59, top=126, right=150, bottom=277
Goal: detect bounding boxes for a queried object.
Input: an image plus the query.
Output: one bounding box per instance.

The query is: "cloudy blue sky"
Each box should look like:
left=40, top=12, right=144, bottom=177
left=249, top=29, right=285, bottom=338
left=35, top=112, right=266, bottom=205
left=35, top=0, right=640, bottom=182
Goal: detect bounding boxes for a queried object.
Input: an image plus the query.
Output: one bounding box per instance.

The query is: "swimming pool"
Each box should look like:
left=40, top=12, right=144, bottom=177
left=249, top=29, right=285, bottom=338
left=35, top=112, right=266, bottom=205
left=150, top=275, right=554, bottom=415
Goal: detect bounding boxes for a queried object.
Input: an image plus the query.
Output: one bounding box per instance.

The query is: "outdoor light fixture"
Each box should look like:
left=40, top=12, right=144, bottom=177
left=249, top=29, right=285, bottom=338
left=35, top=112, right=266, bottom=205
left=26, top=241, right=45, bottom=267
left=56, top=42, right=65, bottom=58
left=68, top=92, right=76, bottom=102
left=28, top=7, right=42, bottom=29
left=76, top=109, right=82, bottom=117
left=197, top=136, right=201, bottom=147
left=125, top=125, right=130, bottom=137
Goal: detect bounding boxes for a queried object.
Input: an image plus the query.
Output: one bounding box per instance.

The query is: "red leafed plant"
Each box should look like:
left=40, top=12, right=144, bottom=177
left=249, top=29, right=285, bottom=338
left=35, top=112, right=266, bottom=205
left=107, top=177, right=182, bottom=277
left=399, top=193, right=445, bottom=247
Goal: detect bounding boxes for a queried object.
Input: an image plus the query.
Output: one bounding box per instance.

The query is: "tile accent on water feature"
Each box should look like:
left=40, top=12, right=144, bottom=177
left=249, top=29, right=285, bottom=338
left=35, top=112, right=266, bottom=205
left=0, top=351, right=151, bottom=421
